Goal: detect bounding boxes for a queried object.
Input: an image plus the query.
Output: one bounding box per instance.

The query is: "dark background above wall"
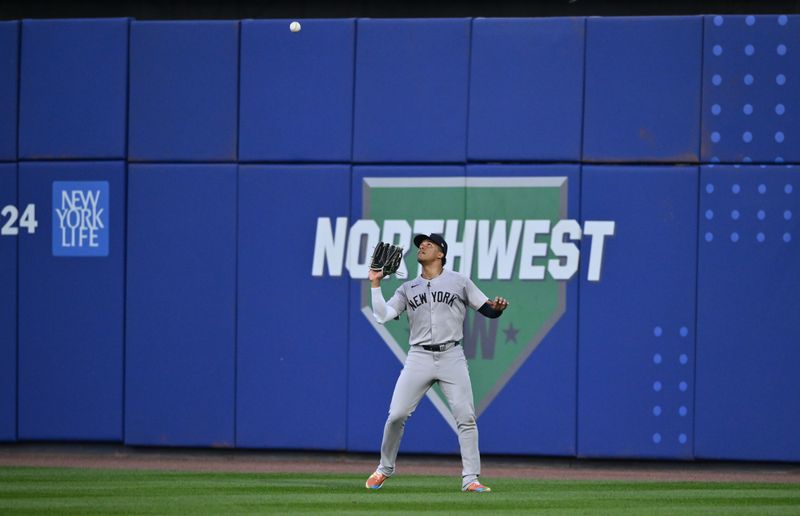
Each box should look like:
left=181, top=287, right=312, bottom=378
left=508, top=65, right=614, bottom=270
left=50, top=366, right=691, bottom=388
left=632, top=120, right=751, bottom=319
left=2, top=0, right=800, bottom=20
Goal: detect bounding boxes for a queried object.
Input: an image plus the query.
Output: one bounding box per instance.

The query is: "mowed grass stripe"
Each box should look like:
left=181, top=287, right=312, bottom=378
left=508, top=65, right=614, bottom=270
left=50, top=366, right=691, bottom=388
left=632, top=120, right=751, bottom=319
left=1, top=467, right=799, bottom=514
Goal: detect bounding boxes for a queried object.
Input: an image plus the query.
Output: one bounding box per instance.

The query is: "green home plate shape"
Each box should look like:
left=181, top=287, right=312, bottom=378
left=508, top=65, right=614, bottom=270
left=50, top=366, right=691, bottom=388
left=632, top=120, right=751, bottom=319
left=360, top=177, right=568, bottom=433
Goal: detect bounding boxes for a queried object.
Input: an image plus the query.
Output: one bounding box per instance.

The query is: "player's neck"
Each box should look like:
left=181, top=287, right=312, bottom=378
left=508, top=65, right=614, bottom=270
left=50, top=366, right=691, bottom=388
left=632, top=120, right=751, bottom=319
left=420, top=262, right=444, bottom=280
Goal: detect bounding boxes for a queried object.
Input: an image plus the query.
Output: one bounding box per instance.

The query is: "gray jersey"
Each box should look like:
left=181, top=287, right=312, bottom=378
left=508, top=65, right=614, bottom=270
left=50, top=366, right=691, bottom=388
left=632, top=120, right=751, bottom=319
left=386, top=269, right=489, bottom=346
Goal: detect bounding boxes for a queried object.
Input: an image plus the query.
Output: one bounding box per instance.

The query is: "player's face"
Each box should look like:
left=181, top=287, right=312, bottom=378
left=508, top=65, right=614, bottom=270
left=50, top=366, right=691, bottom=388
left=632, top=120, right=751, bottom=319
left=417, top=239, right=443, bottom=264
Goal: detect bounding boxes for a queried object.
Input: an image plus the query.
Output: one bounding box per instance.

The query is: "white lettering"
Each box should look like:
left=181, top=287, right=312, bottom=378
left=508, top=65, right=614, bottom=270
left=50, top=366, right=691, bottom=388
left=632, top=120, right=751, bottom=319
left=345, top=219, right=381, bottom=278
left=56, top=207, right=68, bottom=226
left=519, top=220, right=550, bottom=280
left=584, top=220, right=616, bottom=282
left=309, top=217, right=615, bottom=282
left=311, top=217, right=348, bottom=276
left=57, top=189, right=105, bottom=249
left=61, top=191, right=76, bottom=211
left=548, top=219, right=582, bottom=281
left=476, top=220, right=522, bottom=280
left=66, top=209, right=81, bottom=229
left=83, top=190, right=101, bottom=210
left=93, top=208, right=105, bottom=229
left=444, top=219, right=476, bottom=276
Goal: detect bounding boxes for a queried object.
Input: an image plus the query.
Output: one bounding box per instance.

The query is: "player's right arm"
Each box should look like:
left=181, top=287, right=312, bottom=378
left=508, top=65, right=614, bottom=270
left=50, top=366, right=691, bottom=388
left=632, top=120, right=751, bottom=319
left=369, top=270, right=407, bottom=324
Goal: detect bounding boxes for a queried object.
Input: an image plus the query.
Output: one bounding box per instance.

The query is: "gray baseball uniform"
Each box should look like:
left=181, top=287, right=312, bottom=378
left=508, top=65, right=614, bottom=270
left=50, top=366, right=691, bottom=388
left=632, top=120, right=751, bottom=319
left=371, top=269, right=490, bottom=488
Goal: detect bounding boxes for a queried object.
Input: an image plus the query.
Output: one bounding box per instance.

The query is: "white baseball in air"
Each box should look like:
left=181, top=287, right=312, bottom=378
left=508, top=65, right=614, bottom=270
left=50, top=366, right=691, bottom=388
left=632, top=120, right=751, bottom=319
left=289, top=21, right=301, bottom=33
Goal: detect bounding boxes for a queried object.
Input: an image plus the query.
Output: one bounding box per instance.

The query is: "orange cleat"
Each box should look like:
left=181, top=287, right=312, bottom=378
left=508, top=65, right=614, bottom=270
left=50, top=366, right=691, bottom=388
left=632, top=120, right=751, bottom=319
left=365, top=471, right=388, bottom=490
left=463, top=481, right=492, bottom=493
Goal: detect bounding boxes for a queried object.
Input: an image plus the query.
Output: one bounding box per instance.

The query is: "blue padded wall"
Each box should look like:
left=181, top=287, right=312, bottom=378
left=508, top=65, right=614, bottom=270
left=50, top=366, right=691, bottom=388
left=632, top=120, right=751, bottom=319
left=347, top=166, right=464, bottom=453
left=6, top=13, right=800, bottom=462
left=583, top=17, right=702, bottom=163
left=468, top=18, right=585, bottom=162
left=0, top=22, right=18, bottom=161
left=126, top=164, right=236, bottom=447
left=128, top=21, right=239, bottom=162
left=467, top=165, right=580, bottom=456
left=701, top=15, right=800, bottom=164
left=0, top=164, right=17, bottom=441
left=237, top=165, right=350, bottom=449
left=239, top=20, right=355, bottom=162
left=579, top=165, right=698, bottom=459
left=18, top=161, right=125, bottom=440
left=695, top=165, right=800, bottom=461
left=19, top=19, right=128, bottom=160
left=353, top=19, right=470, bottom=163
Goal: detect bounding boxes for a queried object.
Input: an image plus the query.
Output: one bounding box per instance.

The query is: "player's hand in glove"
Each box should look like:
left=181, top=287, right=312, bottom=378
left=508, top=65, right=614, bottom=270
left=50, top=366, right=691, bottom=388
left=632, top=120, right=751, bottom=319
left=369, top=242, right=405, bottom=279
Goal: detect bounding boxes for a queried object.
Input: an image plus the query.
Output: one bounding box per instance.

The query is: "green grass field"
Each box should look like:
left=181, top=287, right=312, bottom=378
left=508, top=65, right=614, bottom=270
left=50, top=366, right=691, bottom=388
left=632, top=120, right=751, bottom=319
left=1, top=467, right=799, bottom=514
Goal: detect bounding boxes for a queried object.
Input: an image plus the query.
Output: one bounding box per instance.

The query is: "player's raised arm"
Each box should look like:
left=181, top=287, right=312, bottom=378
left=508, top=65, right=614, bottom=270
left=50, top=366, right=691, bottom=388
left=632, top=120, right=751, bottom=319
left=370, top=271, right=407, bottom=324
left=369, top=268, right=384, bottom=287
left=369, top=242, right=408, bottom=324
left=370, top=289, right=395, bottom=324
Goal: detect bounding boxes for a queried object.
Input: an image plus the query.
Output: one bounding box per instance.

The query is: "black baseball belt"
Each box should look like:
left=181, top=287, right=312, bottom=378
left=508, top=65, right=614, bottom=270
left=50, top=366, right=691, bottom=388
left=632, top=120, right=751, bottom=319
left=420, top=341, right=460, bottom=352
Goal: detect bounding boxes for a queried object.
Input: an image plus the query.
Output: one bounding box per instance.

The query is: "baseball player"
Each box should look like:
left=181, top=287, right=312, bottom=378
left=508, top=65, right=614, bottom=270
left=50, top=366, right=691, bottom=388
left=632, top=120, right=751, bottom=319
left=365, top=233, right=508, bottom=493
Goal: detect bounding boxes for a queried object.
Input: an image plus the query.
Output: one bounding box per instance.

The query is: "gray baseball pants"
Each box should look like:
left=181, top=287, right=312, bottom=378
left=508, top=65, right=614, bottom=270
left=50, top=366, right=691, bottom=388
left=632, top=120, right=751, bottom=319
left=376, top=344, right=481, bottom=487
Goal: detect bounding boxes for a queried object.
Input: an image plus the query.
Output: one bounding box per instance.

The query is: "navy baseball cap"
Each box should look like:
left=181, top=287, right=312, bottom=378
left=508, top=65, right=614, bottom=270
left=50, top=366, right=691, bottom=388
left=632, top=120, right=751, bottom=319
left=414, top=233, right=448, bottom=256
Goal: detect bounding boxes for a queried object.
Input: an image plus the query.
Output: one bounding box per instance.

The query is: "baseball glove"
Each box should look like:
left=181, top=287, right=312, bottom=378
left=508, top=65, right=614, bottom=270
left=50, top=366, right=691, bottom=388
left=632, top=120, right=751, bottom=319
left=370, top=242, right=405, bottom=278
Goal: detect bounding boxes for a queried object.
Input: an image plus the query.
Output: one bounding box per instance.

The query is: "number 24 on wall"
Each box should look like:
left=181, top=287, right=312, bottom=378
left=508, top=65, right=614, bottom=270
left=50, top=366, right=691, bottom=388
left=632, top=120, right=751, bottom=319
left=1, top=204, right=38, bottom=236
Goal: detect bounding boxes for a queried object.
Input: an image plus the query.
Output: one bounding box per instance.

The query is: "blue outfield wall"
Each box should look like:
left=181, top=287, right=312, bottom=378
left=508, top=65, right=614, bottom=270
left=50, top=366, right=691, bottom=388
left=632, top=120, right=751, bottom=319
left=237, top=165, right=350, bottom=450
left=125, top=164, right=237, bottom=447
left=466, top=165, right=580, bottom=456
left=352, top=19, right=470, bottom=163
left=468, top=18, right=585, bottom=162
left=578, top=166, right=698, bottom=460
left=239, top=20, right=355, bottom=162
left=17, top=161, right=126, bottom=441
left=694, top=165, right=800, bottom=461
left=128, top=21, right=239, bottom=162
left=0, top=21, right=18, bottom=161
left=0, top=164, right=17, bottom=441
left=583, top=16, right=703, bottom=163
left=3, top=14, right=799, bottom=463
left=18, top=19, right=128, bottom=160
left=701, top=15, right=800, bottom=164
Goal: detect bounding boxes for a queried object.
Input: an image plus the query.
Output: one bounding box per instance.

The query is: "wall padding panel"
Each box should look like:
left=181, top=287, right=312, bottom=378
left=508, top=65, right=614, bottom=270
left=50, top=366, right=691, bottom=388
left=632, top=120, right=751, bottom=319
left=237, top=165, right=349, bottom=449
left=353, top=19, right=470, bottom=163
left=466, top=165, right=580, bottom=456
left=18, top=161, right=125, bottom=440
left=579, top=165, right=698, bottom=459
left=19, top=19, right=128, bottom=159
left=0, top=21, right=18, bottom=161
left=239, top=20, right=355, bottom=162
left=128, top=21, right=239, bottom=162
left=0, top=163, right=17, bottom=441
left=701, top=15, right=800, bottom=164
left=126, top=164, right=236, bottom=447
left=468, top=18, right=585, bottom=162
left=583, top=17, right=702, bottom=163
left=695, top=164, right=800, bottom=461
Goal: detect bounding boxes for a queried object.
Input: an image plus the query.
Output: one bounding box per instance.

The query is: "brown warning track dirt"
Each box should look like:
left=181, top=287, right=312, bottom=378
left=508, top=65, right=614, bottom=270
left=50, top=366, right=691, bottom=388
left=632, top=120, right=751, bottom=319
left=1, top=444, right=799, bottom=484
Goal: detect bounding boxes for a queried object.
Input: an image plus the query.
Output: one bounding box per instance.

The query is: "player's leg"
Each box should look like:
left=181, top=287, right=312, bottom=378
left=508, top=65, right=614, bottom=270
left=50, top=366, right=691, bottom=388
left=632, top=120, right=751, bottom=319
left=376, top=346, right=435, bottom=478
left=437, top=345, right=484, bottom=490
